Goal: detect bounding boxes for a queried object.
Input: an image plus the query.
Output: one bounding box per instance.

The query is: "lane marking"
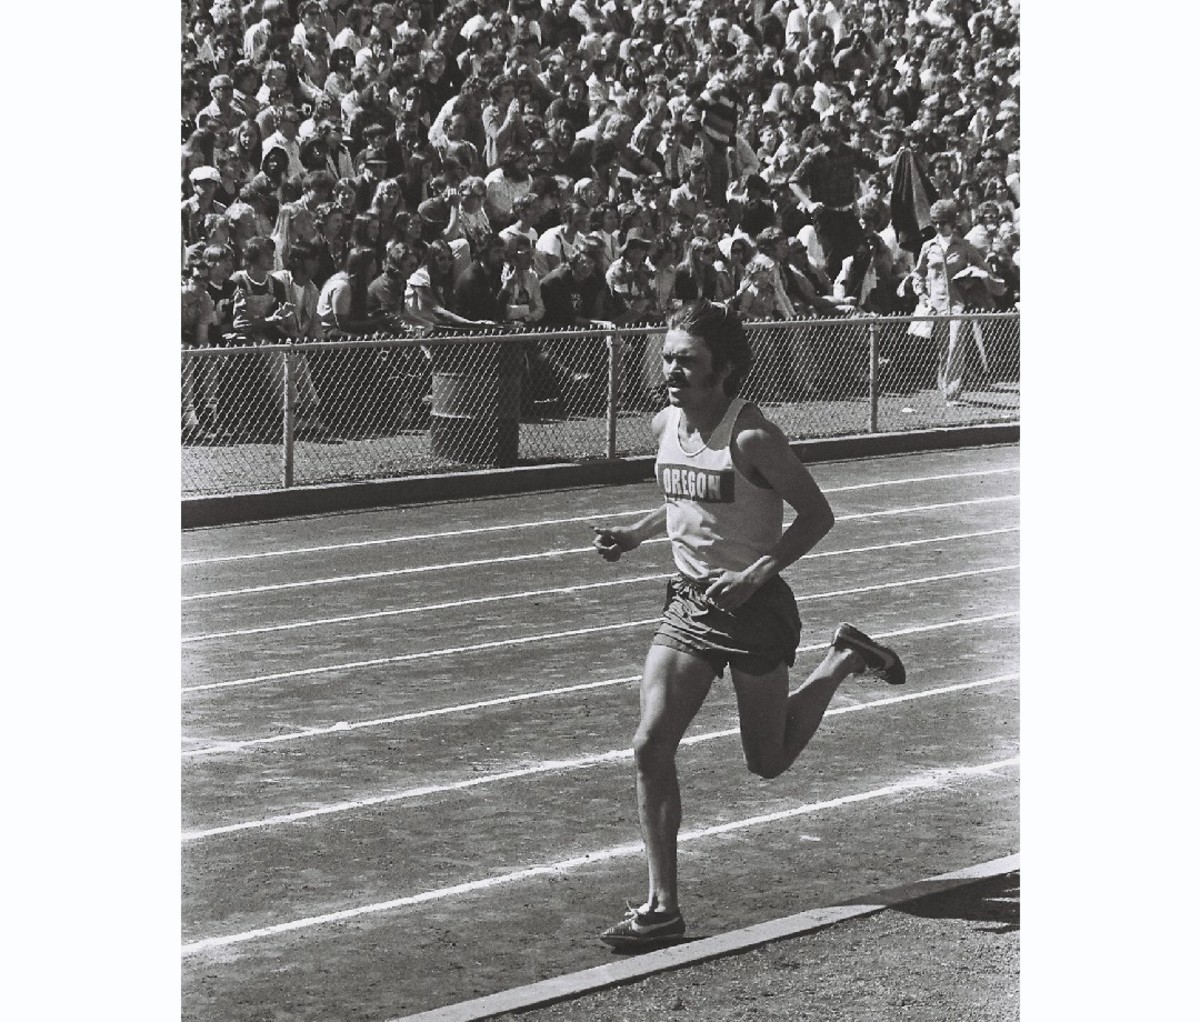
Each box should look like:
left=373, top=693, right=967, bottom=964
left=184, top=563, right=1018, bottom=722
left=385, top=852, right=1021, bottom=1022
left=183, top=527, right=1018, bottom=642
left=183, top=575, right=1019, bottom=695
left=180, top=756, right=1018, bottom=956
left=182, top=673, right=1018, bottom=839
left=181, top=495, right=1018, bottom=602
left=182, top=467, right=1019, bottom=566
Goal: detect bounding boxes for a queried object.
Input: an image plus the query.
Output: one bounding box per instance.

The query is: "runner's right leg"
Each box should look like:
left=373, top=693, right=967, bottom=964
left=632, top=644, right=716, bottom=915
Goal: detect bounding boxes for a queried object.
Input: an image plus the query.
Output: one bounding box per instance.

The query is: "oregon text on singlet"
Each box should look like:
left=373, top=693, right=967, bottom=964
left=656, top=397, right=783, bottom=581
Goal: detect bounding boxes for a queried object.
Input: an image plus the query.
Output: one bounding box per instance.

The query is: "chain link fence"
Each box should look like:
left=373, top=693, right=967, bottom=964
left=181, top=312, right=1019, bottom=496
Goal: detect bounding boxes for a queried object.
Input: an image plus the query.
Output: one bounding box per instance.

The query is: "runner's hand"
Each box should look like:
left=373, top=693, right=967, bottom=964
left=703, top=570, right=760, bottom=612
left=592, top=526, right=639, bottom=562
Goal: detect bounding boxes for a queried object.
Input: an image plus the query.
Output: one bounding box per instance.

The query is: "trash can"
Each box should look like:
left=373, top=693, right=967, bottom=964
left=430, top=342, right=522, bottom=466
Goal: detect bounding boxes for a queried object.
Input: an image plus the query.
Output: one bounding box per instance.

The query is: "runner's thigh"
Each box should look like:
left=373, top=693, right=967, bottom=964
left=729, top=663, right=791, bottom=759
left=636, top=644, right=717, bottom=749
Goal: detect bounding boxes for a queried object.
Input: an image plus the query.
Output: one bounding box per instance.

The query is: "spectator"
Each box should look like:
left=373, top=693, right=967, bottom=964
left=481, top=75, right=527, bottom=168
left=498, top=234, right=545, bottom=324
left=318, top=245, right=389, bottom=334
left=267, top=240, right=330, bottom=436
left=484, top=147, right=533, bottom=227
left=911, top=199, right=1005, bottom=405
left=182, top=167, right=228, bottom=248
left=198, top=73, right=237, bottom=129
left=367, top=242, right=423, bottom=323
left=794, top=118, right=878, bottom=277
left=604, top=229, right=656, bottom=323
left=452, top=232, right=507, bottom=322
left=181, top=246, right=215, bottom=437
left=230, top=237, right=294, bottom=345
left=674, top=236, right=724, bottom=303
left=536, top=200, right=592, bottom=273
left=499, top=193, right=549, bottom=276
left=405, top=239, right=484, bottom=329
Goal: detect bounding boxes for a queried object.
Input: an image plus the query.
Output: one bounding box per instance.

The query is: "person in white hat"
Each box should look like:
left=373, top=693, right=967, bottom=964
left=182, top=167, right=228, bottom=247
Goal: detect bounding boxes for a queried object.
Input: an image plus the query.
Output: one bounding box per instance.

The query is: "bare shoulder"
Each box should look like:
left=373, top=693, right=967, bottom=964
left=731, top=401, right=791, bottom=455
left=730, top=402, right=800, bottom=482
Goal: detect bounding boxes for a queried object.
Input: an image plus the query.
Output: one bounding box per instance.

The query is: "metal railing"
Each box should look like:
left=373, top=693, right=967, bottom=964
left=181, top=312, right=1019, bottom=496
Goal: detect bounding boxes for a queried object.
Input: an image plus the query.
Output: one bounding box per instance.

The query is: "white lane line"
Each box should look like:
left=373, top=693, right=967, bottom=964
left=181, top=495, right=1018, bottom=602
left=182, top=467, right=1020, bottom=566
left=183, top=527, right=1018, bottom=642
left=185, top=675, right=643, bottom=757
left=180, top=756, right=1019, bottom=956
left=182, top=674, right=1016, bottom=840
left=183, top=570, right=1018, bottom=695
left=183, top=562, right=1016, bottom=715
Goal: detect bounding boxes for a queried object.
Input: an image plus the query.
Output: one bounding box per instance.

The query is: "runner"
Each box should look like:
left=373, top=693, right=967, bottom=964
left=592, top=299, right=905, bottom=950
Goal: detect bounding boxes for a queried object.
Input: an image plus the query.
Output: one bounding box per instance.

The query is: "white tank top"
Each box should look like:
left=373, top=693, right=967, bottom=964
left=656, top=397, right=783, bottom=581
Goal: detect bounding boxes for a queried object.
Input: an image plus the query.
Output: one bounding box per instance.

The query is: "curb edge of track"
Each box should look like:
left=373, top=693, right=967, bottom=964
left=183, top=424, right=1019, bottom=528
left=385, top=852, right=1020, bottom=1022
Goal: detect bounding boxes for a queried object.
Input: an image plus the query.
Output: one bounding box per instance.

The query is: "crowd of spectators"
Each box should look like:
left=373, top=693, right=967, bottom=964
left=181, top=0, right=1020, bottom=433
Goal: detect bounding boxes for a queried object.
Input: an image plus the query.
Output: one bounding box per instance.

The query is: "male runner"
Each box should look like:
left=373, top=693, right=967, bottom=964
left=591, top=299, right=905, bottom=949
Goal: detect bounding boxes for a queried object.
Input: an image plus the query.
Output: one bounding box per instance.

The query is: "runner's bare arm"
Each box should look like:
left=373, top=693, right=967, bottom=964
left=704, top=411, right=834, bottom=609
left=592, top=409, right=671, bottom=561
left=592, top=506, right=666, bottom=561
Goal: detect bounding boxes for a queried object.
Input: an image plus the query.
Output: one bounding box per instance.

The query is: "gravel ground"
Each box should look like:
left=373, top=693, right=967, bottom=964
left=493, top=872, right=1019, bottom=1022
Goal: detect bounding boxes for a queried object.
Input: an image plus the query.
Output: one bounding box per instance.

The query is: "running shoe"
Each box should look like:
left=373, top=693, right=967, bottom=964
left=832, top=623, right=906, bottom=685
left=600, top=904, right=686, bottom=949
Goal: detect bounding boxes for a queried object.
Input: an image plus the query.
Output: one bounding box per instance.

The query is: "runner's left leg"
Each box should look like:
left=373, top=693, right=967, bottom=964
left=730, top=646, right=866, bottom=779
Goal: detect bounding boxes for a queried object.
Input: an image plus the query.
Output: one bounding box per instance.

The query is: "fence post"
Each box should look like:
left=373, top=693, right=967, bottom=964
left=282, top=346, right=296, bottom=488
left=867, top=319, right=879, bottom=434
left=606, top=329, right=623, bottom=459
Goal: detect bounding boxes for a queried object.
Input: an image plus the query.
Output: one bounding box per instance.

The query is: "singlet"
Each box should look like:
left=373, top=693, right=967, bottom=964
left=656, top=398, right=783, bottom=582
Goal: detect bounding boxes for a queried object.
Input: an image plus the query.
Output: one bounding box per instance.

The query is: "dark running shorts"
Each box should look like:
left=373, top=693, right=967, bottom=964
left=651, top=573, right=803, bottom=677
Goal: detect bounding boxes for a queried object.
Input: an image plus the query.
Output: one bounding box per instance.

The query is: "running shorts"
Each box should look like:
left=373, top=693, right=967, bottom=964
left=651, top=573, right=803, bottom=677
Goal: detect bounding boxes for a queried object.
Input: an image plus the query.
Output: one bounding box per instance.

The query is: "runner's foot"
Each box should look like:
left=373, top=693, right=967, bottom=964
left=832, top=623, right=906, bottom=685
left=600, top=905, right=686, bottom=949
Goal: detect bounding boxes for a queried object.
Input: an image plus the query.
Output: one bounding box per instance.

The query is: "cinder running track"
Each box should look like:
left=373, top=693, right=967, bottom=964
left=181, top=444, right=1019, bottom=1021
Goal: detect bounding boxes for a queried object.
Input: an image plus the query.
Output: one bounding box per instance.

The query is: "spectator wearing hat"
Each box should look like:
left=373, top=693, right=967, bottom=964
left=351, top=146, right=390, bottom=211
left=604, top=229, right=656, bottom=323
left=484, top=147, right=533, bottom=228
left=183, top=167, right=229, bottom=248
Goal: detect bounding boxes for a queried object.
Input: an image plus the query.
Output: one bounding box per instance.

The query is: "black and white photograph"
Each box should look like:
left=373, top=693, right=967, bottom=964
left=175, top=2, right=1027, bottom=1019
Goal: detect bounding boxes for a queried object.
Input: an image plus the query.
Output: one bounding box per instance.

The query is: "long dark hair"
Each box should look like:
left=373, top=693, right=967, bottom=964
left=666, top=300, right=753, bottom=397
left=344, top=245, right=377, bottom=318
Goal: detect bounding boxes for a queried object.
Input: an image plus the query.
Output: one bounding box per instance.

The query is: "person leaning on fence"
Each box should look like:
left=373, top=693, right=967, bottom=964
left=181, top=245, right=215, bottom=439
left=590, top=298, right=905, bottom=950
left=911, top=198, right=1006, bottom=407
left=268, top=239, right=330, bottom=437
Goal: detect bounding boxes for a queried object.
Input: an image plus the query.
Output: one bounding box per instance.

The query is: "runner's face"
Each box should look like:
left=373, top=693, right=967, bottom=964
left=661, top=329, right=728, bottom=407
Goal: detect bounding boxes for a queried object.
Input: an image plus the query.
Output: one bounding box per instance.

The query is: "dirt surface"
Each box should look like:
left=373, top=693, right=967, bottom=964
left=493, top=871, right=1019, bottom=1022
